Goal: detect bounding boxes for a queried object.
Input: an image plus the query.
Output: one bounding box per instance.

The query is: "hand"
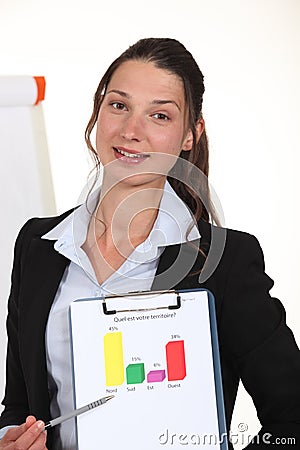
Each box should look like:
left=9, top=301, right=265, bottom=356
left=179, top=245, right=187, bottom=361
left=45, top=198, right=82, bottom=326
left=0, top=416, right=47, bottom=449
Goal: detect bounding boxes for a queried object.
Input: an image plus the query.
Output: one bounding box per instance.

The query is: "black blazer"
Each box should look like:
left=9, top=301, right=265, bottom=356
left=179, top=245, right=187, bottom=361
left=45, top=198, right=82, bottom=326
left=1, top=210, right=300, bottom=449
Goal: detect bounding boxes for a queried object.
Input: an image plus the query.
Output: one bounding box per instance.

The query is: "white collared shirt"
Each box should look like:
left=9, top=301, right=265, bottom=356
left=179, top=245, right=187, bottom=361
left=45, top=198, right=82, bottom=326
left=40, top=181, right=200, bottom=450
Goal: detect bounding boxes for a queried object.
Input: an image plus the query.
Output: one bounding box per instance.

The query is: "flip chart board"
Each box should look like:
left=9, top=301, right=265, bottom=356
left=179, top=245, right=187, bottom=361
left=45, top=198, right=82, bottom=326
left=70, top=289, right=228, bottom=450
left=0, top=76, right=56, bottom=408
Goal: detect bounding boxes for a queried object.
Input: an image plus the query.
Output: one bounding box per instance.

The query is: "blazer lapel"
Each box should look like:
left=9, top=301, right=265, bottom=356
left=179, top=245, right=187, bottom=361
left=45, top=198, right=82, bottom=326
left=151, top=232, right=225, bottom=322
left=151, top=241, right=204, bottom=291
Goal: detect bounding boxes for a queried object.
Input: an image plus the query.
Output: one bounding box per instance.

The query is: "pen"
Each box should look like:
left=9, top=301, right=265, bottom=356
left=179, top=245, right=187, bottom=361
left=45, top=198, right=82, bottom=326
left=44, top=395, right=114, bottom=430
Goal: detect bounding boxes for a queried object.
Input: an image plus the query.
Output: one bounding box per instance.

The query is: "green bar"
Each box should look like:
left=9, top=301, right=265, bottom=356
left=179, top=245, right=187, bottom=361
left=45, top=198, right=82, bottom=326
left=126, top=363, right=145, bottom=384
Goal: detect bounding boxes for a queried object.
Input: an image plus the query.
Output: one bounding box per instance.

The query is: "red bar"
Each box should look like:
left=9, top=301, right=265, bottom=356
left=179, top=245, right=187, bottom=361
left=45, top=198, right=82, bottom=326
left=166, top=340, right=186, bottom=381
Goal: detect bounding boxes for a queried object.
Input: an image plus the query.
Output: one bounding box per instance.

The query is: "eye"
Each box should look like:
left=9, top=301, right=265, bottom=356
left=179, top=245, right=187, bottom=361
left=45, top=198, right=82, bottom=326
left=110, top=101, right=127, bottom=111
left=152, top=112, right=170, bottom=121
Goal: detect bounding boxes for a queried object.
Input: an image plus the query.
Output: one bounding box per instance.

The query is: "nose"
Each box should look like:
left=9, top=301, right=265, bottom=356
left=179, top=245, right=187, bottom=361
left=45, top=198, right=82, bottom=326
left=120, top=112, right=144, bottom=142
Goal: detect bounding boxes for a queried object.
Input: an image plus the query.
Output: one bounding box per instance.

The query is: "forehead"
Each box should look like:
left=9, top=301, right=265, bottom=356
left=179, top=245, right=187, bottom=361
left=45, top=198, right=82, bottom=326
left=106, top=60, right=185, bottom=105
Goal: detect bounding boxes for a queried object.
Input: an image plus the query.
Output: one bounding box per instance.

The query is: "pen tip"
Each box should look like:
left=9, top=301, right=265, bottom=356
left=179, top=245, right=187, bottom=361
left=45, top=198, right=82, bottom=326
left=105, top=395, right=115, bottom=401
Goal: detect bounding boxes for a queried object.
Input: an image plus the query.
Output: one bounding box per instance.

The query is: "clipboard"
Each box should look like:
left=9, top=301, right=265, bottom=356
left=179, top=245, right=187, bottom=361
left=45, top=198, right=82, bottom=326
left=69, top=289, right=228, bottom=449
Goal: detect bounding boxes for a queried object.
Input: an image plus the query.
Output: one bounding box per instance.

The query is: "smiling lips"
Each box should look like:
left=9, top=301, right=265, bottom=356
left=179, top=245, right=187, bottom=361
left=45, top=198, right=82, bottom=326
left=113, top=146, right=150, bottom=163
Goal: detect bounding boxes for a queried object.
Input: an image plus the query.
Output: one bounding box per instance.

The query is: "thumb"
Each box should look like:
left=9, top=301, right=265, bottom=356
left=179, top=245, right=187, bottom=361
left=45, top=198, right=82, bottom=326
left=1, top=422, right=27, bottom=443
left=1, top=416, right=38, bottom=443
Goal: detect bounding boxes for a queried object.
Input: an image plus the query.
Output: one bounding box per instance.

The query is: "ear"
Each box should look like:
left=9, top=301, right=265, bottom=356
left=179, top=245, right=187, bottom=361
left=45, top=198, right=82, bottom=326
left=182, top=118, right=205, bottom=151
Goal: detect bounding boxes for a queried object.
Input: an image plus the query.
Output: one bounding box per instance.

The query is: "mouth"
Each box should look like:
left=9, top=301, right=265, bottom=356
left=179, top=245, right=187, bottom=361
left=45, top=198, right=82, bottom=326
left=113, top=146, right=150, bottom=162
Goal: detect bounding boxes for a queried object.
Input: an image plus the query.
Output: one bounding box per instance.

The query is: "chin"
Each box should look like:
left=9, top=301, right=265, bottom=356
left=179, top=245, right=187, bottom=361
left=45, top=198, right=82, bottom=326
left=106, top=169, right=165, bottom=188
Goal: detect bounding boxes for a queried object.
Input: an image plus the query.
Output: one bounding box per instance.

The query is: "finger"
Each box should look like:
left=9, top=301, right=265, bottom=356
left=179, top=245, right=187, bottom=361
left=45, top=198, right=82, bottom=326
left=14, top=420, right=45, bottom=448
left=28, top=431, right=47, bottom=450
left=25, top=416, right=38, bottom=429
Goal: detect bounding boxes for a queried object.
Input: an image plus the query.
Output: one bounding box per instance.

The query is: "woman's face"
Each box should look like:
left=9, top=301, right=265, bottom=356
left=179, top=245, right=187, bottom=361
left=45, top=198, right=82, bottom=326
left=95, top=60, right=196, bottom=187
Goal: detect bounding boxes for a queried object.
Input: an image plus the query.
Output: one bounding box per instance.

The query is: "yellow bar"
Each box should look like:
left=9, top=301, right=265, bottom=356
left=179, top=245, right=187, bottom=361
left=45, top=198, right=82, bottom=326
left=104, top=332, right=125, bottom=386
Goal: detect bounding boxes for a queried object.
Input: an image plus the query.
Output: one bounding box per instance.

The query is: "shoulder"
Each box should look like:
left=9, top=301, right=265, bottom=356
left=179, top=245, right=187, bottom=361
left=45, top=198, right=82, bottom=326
left=198, top=219, right=265, bottom=268
left=12, top=208, right=76, bottom=261
left=198, top=218, right=259, bottom=245
left=17, top=207, right=76, bottom=240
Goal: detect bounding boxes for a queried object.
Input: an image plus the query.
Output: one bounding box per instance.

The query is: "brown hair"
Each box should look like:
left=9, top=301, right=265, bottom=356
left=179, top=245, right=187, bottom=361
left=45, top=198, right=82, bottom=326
left=85, top=37, right=219, bottom=225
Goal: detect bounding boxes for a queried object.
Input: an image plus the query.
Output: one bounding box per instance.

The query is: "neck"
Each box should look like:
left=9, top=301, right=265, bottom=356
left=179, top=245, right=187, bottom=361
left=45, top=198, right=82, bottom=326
left=93, top=174, right=166, bottom=246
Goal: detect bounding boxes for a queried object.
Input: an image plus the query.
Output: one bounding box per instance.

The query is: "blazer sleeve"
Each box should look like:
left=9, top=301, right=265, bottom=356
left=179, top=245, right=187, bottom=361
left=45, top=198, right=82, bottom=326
left=219, top=232, right=300, bottom=448
left=0, top=220, right=34, bottom=427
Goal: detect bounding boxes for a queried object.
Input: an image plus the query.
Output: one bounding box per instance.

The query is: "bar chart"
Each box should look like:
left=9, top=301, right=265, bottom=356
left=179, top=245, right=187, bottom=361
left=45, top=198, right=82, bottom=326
left=103, top=331, right=187, bottom=386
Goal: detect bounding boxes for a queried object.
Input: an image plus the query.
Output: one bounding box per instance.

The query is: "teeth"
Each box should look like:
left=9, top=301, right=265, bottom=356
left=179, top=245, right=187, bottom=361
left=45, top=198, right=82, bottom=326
left=115, top=148, right=147, bottom=158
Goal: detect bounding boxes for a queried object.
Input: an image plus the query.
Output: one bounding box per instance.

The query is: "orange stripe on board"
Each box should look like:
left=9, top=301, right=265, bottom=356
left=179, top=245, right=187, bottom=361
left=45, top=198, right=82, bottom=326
left=33, top=76, right=46, bottom=104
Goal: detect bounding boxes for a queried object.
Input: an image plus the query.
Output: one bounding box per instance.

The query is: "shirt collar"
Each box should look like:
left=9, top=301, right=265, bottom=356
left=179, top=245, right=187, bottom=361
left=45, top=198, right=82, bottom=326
left=42, top=180, right=200, bottom=270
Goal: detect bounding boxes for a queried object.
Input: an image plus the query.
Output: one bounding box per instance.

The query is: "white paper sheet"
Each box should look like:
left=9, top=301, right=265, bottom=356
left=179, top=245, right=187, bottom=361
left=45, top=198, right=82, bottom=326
left=69, top=289, right=227, bottom=450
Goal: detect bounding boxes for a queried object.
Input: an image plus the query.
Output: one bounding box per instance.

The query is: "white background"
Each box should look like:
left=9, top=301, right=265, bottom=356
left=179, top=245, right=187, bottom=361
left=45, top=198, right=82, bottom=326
left=0, top=0, right=299, bottom=447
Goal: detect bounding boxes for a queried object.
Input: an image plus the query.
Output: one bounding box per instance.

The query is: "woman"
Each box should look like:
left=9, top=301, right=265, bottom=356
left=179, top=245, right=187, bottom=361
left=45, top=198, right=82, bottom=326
left=0, top=38, right=300, bottom=449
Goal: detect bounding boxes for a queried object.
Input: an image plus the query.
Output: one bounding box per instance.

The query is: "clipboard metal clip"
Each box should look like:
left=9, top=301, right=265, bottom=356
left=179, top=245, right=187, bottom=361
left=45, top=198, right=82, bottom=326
left=102, top=291, right=181, bottom=315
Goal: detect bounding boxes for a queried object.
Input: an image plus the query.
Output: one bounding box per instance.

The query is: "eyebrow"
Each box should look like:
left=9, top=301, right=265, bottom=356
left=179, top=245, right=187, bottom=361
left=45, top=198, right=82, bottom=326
left=151, top=99, right=181, bottom=111
left=106, top=89, right=181, bottom=111
left=106, top=89, right=130, bottom=98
